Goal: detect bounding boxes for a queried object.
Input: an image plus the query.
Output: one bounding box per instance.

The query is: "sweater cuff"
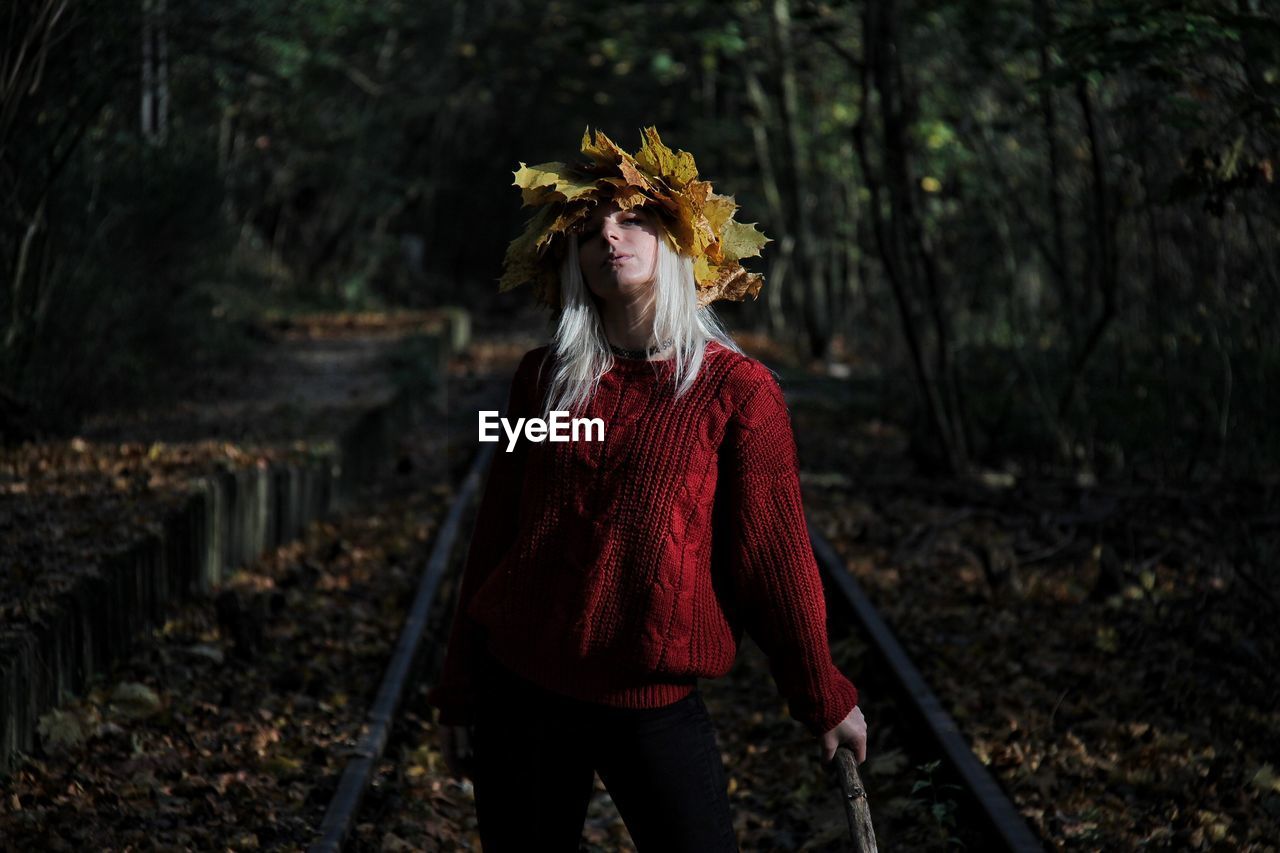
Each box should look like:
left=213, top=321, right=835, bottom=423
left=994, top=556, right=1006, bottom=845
left=793, top=674, right=860, bottom=736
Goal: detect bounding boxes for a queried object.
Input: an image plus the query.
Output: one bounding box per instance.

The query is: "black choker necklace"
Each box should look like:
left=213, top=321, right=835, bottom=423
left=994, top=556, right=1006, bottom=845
left=609, top=338, right=674, bottom=360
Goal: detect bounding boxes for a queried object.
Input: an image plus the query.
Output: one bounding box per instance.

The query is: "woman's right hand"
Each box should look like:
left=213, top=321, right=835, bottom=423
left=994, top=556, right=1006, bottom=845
left=439, top=723, right=475, bottom=779
left=820, top=704, right=868, bottom=765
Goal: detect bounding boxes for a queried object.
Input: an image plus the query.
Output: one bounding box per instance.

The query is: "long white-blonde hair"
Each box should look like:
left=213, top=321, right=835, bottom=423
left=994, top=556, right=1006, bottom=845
left=537, top=229, right=742, bottom=418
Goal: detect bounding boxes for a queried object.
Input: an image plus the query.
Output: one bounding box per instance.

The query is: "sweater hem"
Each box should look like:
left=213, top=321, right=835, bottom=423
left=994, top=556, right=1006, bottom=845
left=486, top=638, right=698, bottom=710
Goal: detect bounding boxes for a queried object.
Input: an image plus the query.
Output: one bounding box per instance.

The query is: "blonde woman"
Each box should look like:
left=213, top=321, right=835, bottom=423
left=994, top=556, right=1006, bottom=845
left=429, top=128, right=866, bottom=852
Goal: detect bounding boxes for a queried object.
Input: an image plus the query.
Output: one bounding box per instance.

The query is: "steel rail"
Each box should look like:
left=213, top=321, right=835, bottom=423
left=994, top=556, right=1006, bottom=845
left=309, top=443, right=495, bottom=853
left=808, top=519, right=1046, bottom=853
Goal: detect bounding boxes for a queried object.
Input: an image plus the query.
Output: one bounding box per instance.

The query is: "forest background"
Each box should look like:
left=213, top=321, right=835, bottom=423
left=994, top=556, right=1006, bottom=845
left=4, top=1, right=1280, bottom=848
left=3, top=0, right=1277, bottom=484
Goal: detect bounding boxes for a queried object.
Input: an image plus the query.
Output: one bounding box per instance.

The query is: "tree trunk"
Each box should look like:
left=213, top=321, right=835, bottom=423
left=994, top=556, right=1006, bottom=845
left=1034, top=0, right=1073, bottom=340
left=770, top=0, right=830, bottom=360
left=140, top=0, right=169, bottom=145
left=865, top=0, right=968, bottom=471
left=1057, top=78, right=1118, bottom=421
left=851, top=66, right=951, bottom=472
left=742, top=61, right=791, bottom=341
left=0, top=0, right=71, bottom=156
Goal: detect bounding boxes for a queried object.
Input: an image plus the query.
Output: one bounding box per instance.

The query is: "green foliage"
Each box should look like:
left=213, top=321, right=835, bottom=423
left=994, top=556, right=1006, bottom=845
left=909, top=760, right=967, bottom=850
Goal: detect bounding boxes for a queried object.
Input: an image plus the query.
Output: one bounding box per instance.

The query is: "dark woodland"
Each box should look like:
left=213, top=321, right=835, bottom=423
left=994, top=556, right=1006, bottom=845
left=2, top=1, right=1277, bottom=850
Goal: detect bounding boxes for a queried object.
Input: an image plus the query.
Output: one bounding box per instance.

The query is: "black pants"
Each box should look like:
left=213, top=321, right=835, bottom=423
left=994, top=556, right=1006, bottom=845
left=471, top=660, right=738, bottom=852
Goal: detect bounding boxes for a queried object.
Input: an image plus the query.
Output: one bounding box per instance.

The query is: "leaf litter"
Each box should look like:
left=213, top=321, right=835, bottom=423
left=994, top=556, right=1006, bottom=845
left=789, top=390, right=1280, bottom=853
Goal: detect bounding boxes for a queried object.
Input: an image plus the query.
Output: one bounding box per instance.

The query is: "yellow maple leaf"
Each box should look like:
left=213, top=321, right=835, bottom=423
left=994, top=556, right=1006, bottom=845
left=545, top=205, right=592, bottom=245
left=693, top=254, right=713, bottom=285
left=720, top=219, right=770, bottom=261
left=704, top=193, right=737, bottom=232
left=616, top=156, right=655, bottom=192
left=502, top=126, right=769, bottom=309
left=580, top=127, right=628, bottom=167
left=514, top=162, right=600, bottom=206
left=612, top=186, right=650, bottom=210
left=499, top=207, right=557, bottom=292
left=635, top=126, right=698, bottom=189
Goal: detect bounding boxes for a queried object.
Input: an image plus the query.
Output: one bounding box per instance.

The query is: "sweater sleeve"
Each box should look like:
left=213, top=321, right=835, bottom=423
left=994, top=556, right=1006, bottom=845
left=721, top=368, right=859, bottom=736
left=426, top=349, right=541, bottom=725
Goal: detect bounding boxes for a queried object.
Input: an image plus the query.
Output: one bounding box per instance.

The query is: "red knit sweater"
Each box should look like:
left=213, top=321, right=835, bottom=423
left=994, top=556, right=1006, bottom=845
left=428, top=341, right=858, bottom=735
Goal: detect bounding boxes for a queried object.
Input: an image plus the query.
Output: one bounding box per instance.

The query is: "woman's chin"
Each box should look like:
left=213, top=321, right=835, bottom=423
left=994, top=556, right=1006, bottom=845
left=587, top=276, right=654, bottom=304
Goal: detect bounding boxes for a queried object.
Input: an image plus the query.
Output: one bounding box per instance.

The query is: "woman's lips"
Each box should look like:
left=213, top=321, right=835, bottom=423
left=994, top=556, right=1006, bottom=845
left=605, top=254, right=632, bottom=267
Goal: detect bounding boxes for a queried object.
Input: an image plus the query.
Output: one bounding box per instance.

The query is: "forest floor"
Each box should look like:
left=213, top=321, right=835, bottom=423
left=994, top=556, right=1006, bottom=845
left=2, top=318, right=1276, bottom=851
left=0, top=312, right=447, bottom=631
left=776, top=346, right=1280, bottom=852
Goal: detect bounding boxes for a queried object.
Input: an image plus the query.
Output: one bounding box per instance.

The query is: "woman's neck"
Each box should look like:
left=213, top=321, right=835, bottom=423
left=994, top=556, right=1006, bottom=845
left=600, top=293, right=657, bottom=352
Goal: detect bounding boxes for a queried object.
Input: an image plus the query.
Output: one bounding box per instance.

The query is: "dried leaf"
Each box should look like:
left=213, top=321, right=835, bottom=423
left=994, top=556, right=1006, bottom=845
left=1250, top=764, right=1280, bottom=794
left=110, top=682, right=162, bottom=718
left=513, top=162, right=599, bottom=206
left=500, top=126, right=769, bottom=308
left=719, top=218, right=770, bottom=261
left=635, top=126, right=698, bottom=189
left=36, top=709, right=89, bottom=753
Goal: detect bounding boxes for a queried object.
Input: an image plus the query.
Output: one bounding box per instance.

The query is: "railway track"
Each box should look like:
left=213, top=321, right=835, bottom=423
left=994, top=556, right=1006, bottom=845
left=810, top=527, right=1043, bottom=853
left=312, top=432, right=1046, bottom=851
left=0, top=363, right=1048, bottom=850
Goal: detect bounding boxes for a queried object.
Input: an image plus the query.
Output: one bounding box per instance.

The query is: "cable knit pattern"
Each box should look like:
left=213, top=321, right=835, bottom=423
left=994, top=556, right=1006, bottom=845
left=428, top=341, right=858, bottom=735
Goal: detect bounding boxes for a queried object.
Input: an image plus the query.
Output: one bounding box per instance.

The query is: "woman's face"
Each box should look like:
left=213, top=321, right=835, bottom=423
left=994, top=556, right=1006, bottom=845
left=576, top=202, right=661, bottom=302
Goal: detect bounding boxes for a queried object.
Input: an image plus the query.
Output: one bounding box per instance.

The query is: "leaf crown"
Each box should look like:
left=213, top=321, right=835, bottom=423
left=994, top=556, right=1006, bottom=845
left=499, top=127, right=770, bottom=309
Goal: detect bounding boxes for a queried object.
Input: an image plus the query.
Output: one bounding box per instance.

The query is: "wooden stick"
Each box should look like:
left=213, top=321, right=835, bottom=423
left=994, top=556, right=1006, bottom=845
left=834, top=745, right=878, bottom=853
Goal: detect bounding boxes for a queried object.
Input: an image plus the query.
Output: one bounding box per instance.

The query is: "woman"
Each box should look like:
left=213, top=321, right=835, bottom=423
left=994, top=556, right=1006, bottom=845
left=428, top=127, right=866, bottom=852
